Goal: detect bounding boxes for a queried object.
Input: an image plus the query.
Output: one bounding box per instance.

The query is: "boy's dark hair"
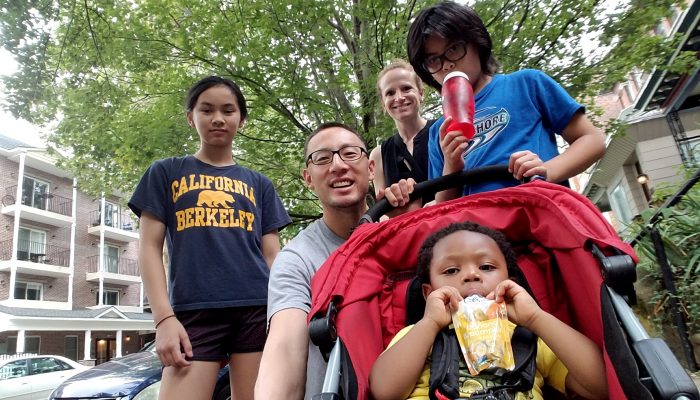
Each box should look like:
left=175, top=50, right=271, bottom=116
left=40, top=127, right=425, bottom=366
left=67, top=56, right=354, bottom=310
left=304, top=122, right=368, bottom=158
left=416, top=222, right=526, bottom=287
left=184, top=76, right=248, bottom=121
left=407, top=1, right=500, bottom=91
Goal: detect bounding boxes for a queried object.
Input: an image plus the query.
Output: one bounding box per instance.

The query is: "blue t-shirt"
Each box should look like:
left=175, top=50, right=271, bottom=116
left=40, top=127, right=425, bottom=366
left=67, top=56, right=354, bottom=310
left=128, top=155, right=291, bottom=312
left=428, top=69, right=583, bottom=195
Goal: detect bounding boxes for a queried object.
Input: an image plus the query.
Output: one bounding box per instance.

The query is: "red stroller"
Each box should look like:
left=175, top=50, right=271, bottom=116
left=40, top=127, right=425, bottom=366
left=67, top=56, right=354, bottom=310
left=308, top=166, right=699, bottom=400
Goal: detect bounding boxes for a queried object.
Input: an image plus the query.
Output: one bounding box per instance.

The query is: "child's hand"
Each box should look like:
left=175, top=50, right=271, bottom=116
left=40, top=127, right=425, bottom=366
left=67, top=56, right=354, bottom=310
left=376, top=178, right=421, bottom=218
left=439, top=117, right=468, bottom=175
left=423, top=286, right=462, bottom=330
left=380, top=178, right=418, bottom=209
left=487, top=279, right=541, bottom=330
left=509, top=150, right=547, bottom=180
left=155, top=316, right=193, bottom=368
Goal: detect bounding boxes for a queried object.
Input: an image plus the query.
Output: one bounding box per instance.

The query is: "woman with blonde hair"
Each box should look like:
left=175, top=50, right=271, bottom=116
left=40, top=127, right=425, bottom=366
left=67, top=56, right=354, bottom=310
left=370, top=60, right=436, bottom=209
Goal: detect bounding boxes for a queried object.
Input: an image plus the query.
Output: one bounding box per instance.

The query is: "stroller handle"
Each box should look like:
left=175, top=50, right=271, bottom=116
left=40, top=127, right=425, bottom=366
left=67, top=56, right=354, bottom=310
left=362, top=165, right=517, bottom=223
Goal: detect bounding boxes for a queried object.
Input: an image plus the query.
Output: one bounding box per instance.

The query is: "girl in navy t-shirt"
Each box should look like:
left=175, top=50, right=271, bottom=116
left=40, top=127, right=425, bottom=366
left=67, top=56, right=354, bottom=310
left=129, top=76, right=291, bottom=400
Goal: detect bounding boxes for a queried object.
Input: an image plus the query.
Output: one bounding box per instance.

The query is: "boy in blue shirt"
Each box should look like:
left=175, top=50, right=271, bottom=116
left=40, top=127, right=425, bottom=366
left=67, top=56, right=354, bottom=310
left=406, top=1, right=606, bottom=199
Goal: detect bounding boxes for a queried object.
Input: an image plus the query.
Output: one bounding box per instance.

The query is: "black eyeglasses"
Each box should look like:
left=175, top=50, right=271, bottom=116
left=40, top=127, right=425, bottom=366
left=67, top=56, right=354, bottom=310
left=423, top=42, right=468, bottom=74
left=306, top=145, right=368, bottom=166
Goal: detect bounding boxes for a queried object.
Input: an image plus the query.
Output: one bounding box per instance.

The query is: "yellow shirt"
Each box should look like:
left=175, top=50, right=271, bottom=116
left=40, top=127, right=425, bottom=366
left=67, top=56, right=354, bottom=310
left=387, top=322, right=568, bottom=400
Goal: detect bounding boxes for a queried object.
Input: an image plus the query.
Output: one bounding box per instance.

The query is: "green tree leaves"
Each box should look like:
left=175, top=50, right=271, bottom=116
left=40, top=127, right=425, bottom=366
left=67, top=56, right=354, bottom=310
left=0, top=0, right=688, bottom=233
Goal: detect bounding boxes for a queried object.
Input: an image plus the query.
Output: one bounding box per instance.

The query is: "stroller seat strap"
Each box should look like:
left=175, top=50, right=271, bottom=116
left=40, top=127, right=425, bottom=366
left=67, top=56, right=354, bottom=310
left=428, top=326, right=538, bottom=400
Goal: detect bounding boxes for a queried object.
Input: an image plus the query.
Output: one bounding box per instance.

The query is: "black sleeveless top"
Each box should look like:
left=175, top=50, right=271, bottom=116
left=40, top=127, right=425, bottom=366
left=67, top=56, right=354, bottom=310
left=380, top=119, right=436, bottom=204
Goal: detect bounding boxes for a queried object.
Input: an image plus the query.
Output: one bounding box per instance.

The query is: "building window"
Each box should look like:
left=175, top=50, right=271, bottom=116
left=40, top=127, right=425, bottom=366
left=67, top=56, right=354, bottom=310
left=101, top=201, right=120, bottom=228
left=64, top=336, right=79, bottom=361
left=97, top=289, right=120, bottom=306
left=610, top=184, right=633, bottom=225
left=15, top=281, right=43, bottom=301
left=21, top=176, right=50, bottom=210
left=7, top=336, right=41, bottom=354
left=686, top=135, right=700, bottom=165
left=18, top=227, right=47, bottom=262
left=105, top=245, right=120, bottom=273
left=104, top=290, right=119, bottom=305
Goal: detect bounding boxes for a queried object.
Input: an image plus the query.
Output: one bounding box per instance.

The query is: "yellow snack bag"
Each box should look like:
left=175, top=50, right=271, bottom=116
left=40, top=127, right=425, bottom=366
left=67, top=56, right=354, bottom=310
left=452, top=295, right=515, bottom=375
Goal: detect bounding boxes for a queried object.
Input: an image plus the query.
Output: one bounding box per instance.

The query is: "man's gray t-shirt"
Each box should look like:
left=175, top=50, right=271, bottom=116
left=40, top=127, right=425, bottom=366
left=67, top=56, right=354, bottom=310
left=267, top=218, right=345, bottom=400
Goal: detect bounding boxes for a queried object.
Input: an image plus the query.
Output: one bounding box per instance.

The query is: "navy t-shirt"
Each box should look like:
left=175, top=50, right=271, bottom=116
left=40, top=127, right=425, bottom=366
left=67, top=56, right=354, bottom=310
left=128, top=155, right=291, bottom=312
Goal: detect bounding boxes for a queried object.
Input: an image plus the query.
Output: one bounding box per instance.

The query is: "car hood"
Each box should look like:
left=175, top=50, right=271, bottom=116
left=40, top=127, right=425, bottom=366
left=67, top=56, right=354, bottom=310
left=52, top=351, right=162, bottom=398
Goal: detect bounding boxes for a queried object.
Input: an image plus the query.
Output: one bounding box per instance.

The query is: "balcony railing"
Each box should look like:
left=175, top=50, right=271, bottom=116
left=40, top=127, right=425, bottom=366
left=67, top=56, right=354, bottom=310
left=87, top=255, right=139, bottom=276
left=89, top=210, right=139, bottom=232
left=3, top=186, right=72, bottom=217
left=0, top=239, right=70, bottom=267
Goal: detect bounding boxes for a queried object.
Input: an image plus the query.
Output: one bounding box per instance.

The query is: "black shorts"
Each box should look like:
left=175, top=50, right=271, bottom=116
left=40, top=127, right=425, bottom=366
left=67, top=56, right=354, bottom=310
left=175, top=305, right=267, bottom=361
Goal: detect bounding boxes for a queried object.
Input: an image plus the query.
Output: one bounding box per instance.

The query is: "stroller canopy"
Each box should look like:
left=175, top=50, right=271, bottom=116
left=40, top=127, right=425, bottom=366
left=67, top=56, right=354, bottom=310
left=310, top=181, right=639, bottom=399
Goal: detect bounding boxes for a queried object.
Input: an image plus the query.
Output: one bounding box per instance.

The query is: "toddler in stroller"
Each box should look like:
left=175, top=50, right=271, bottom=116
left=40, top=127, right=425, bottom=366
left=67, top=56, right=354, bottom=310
left=308, top=166, right=700, bottom=400
left=370, top=221, right=607, bottom=399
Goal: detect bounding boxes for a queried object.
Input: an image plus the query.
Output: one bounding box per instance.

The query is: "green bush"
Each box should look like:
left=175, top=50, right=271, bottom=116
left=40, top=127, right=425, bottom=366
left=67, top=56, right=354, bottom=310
left=625, top=170, right=700, bottom=335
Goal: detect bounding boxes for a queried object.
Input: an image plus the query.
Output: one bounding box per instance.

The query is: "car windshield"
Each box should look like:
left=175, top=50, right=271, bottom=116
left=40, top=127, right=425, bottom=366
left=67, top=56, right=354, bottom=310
left=139, top=340, right=155, bottom=352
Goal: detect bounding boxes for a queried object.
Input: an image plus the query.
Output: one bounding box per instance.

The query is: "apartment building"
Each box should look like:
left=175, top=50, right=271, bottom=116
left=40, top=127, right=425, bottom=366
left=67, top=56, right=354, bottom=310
left=0, top=134, right=153, bottom=364
left=581, top=0, right=700, bottom=228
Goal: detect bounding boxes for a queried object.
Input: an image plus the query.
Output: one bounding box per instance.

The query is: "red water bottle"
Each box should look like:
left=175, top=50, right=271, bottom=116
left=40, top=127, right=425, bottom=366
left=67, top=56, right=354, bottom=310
left=441, top=71, right=475, bottom=139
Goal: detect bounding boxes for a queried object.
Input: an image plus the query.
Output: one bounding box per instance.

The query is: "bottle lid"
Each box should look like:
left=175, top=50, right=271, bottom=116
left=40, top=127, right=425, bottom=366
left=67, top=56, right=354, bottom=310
left=444, top=71, right=469, bottom=82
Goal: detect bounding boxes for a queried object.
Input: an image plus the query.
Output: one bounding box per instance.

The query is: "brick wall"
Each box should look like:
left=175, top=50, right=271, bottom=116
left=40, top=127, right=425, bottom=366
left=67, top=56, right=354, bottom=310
left=595, top=87, right=626, bottom=123
left=0, top=153, right=141, bottom=308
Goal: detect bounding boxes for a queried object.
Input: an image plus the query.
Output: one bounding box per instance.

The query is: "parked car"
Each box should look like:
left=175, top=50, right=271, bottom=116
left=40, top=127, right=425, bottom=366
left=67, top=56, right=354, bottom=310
left=0, top=353, right=88, bottom=400
left=49, top=342, right=231, bottom=400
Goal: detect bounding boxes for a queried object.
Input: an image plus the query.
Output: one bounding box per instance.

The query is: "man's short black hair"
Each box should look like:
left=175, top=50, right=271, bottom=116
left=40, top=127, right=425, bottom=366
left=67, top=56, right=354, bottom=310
left=304, top=122, right=367, bottom=158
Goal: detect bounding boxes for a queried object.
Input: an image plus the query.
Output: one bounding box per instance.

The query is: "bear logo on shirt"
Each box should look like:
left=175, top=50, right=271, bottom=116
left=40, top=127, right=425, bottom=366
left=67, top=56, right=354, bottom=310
left=196, top=190, right=235, bottom=208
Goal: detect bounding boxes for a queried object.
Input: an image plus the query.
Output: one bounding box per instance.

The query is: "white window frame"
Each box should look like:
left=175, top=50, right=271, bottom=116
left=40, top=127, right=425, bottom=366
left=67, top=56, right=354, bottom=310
left=686, top=135, right=700, bottom=164
left=102, top=201, right=120, bottom=228
left=610, top=183, right=633, bottom=225
left=14, top=281, right=44, bottom=301
left=22, top=176, right=50, bottom=210
left=18, top=227, right=47, bottom=263
left=103, top=289, right=120, bottom=306
left=104, top=244, right=120, bottom=273
left=7, top=336, right=41, bottom=353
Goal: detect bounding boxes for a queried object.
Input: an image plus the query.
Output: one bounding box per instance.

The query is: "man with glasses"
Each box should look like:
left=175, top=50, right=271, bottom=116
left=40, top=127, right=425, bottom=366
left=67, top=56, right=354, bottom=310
left=406, top=1, right=605, bottom=199
left=256, top=122, right=413, bottom=399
